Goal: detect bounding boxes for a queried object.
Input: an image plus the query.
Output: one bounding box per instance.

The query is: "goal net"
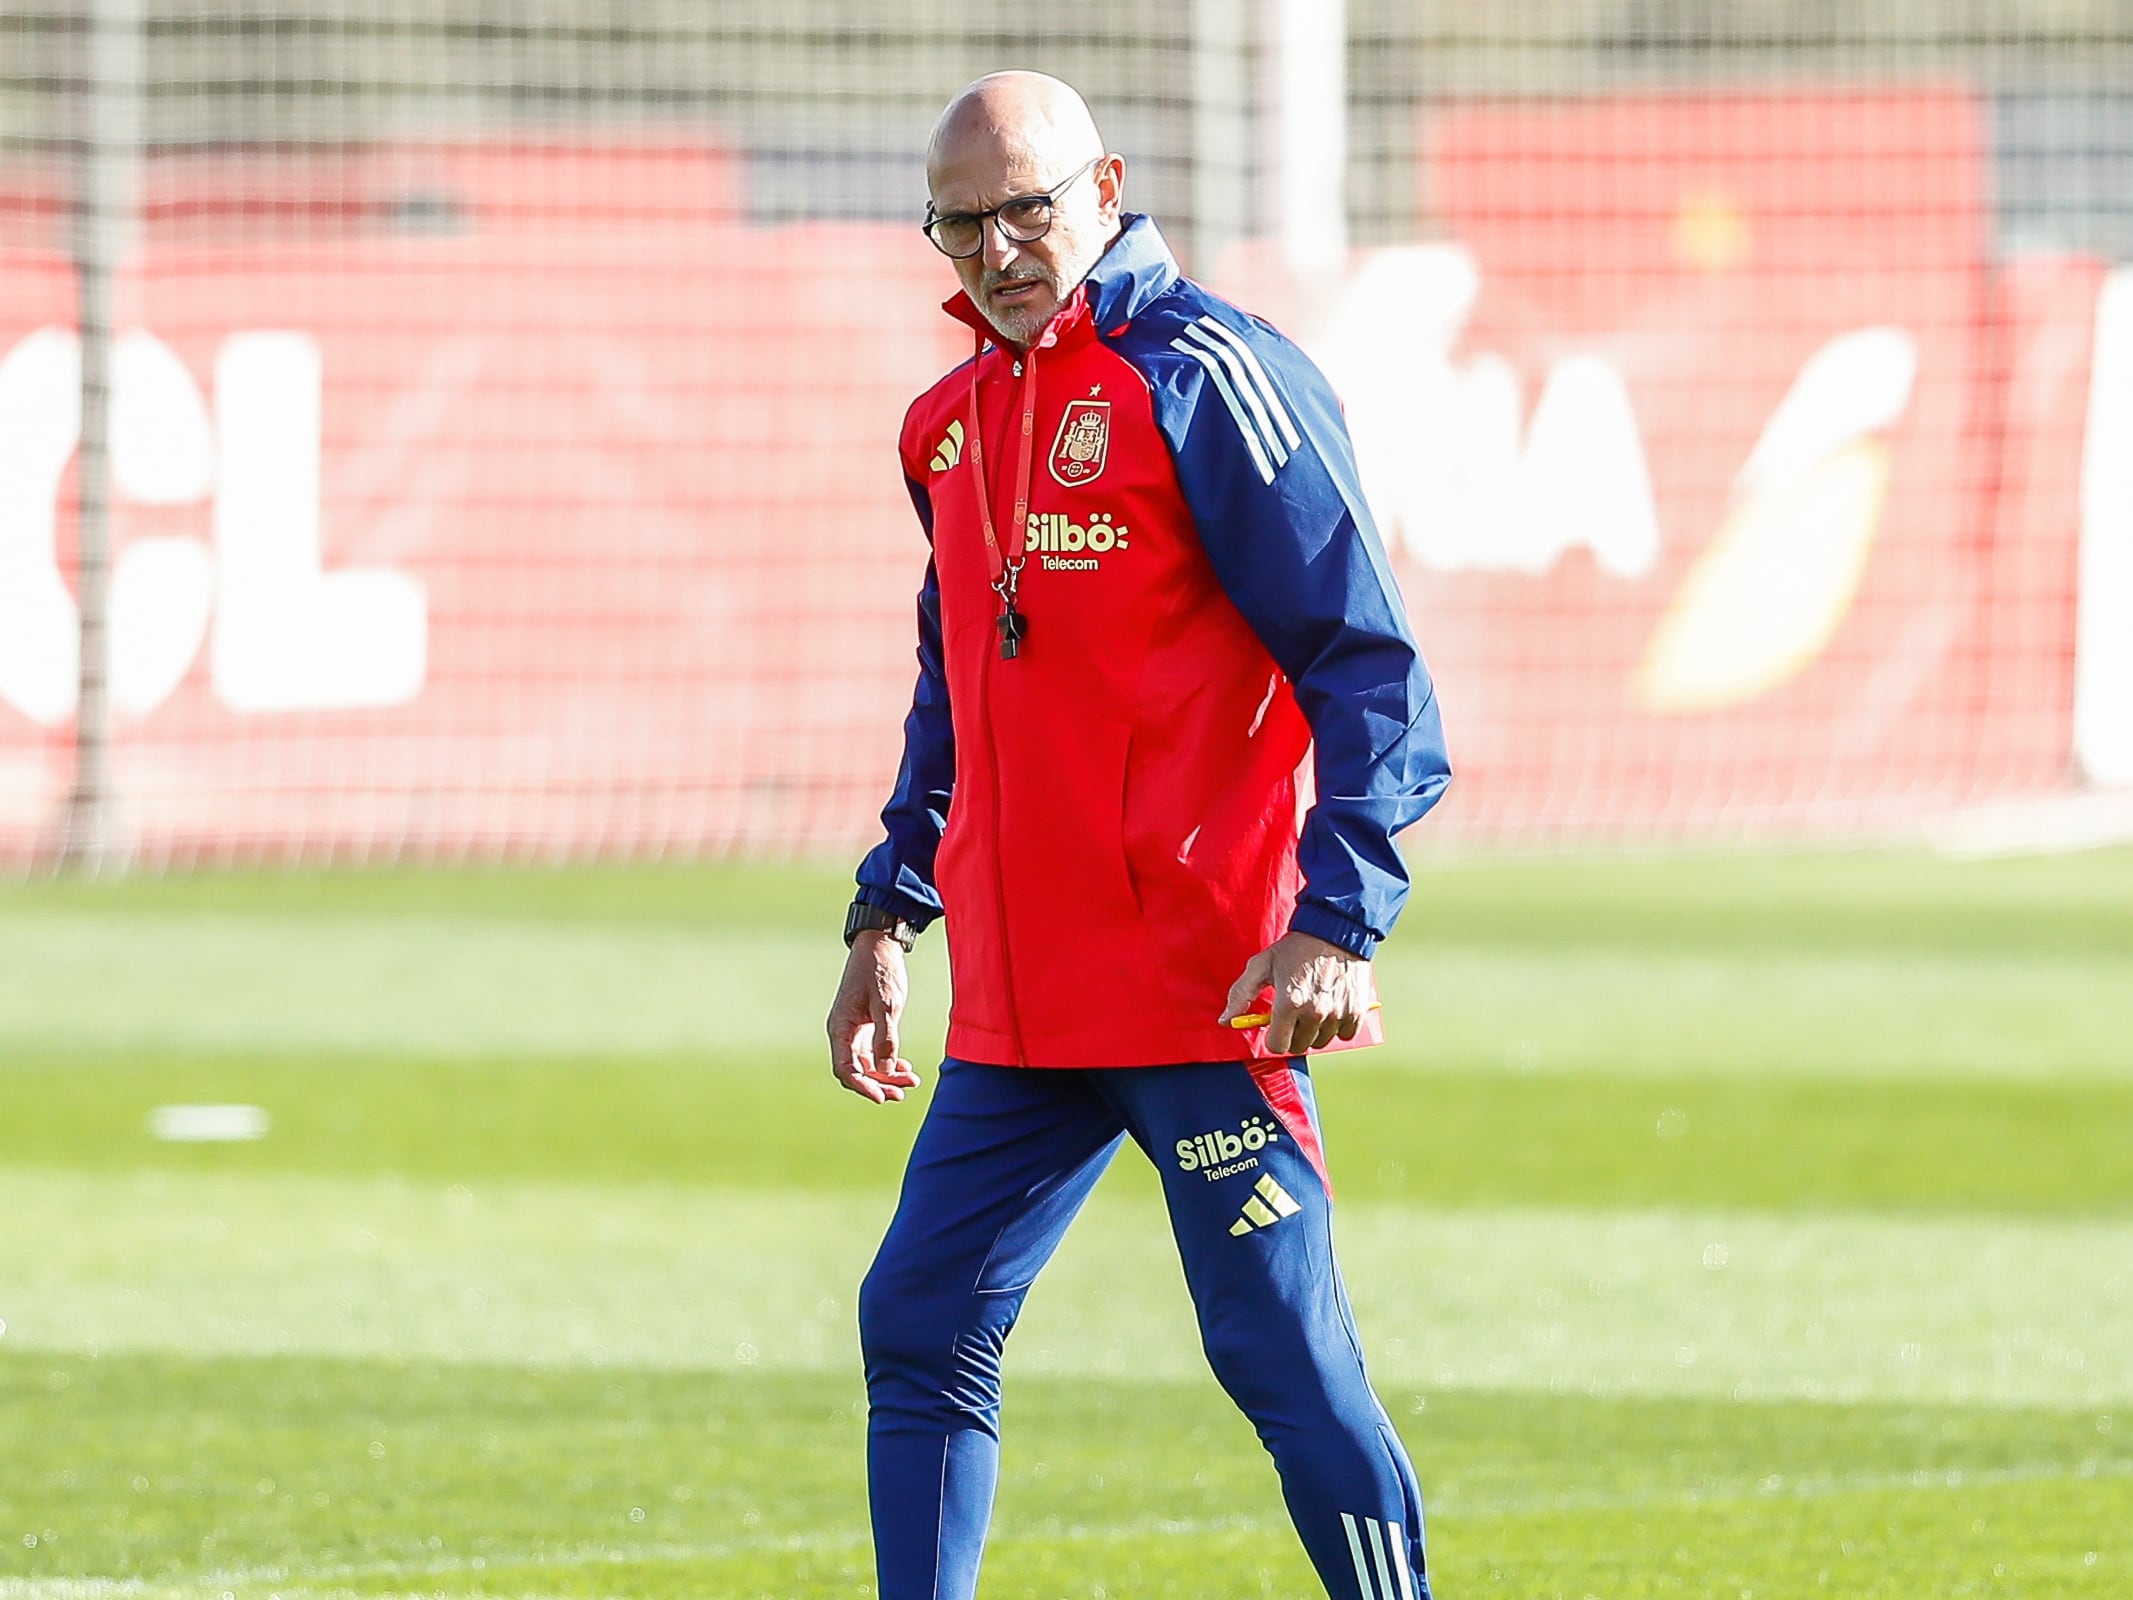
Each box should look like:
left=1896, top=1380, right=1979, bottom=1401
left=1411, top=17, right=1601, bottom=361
left=2, top=2, right=2129, bottom=861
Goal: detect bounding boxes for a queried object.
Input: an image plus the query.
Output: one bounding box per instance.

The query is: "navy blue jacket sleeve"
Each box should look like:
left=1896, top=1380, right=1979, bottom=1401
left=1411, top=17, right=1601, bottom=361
left=853, top=476, right=955, bottom=930
left=1144, top=309, right=1450, bottom=957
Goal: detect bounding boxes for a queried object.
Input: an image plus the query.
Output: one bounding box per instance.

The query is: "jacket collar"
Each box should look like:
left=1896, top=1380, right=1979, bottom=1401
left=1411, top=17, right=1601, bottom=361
left=1084, top=213, right=1181, bottom=328
left=941, top=212, right=1180, bottom=350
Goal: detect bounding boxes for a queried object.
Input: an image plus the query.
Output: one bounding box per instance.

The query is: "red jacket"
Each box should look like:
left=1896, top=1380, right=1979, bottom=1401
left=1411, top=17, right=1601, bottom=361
left=856, top=217, right=1449, bottom=1067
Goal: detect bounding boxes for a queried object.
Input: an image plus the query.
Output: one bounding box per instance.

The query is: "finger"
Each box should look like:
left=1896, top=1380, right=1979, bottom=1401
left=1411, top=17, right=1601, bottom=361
left=1334, top=993, right=1359, bottom=1039
left=843, top=1021, right=894, bottom=1100
left=1257, top=991, right=1286, bottom=1052
left=826, top=1012, right=867, bottom=1089
left=863, top=1001, right=918, bottom=1096
left=1271, top=960, right=1324, bottom=1047
left=835, top=1054, right=890, bottom=1103
left=1219, top=952, right=1274, bottom=1023
left=869, top=969, right=915, bottom=1073
left=1265, top=999, right=1308, bottom=1058
left=1313, top=1013, right=1342, bottom=1051
left=863, top=1049, right=922, bottom=1100
left=1285, top=1007, right=1327, bottom=1055
left=874, top=1006, right=902, bottom=1080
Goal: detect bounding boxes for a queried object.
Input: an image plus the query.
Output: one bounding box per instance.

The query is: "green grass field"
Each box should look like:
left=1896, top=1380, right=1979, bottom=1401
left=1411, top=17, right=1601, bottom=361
left=3, top=850, right=2130, bottom=1599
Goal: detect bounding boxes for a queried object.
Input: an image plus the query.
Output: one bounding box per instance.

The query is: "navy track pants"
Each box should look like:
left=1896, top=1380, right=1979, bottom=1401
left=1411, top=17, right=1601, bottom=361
left=858, top=1056, right=1429, bottom=1600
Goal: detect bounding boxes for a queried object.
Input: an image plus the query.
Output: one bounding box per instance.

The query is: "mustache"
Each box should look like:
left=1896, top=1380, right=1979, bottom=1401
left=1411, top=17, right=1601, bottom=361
left=982, top=268, right=1051, bottom=294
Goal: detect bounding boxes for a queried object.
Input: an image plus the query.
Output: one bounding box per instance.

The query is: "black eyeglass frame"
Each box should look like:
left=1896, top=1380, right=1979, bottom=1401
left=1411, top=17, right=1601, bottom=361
left=920, top=155, right=1106, bottom=259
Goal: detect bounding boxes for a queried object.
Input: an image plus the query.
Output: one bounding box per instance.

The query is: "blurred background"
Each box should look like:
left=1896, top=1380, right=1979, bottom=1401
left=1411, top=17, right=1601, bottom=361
left=3, top=6, right=2131, bottom=1599
left=4, top=0, right=2133, bottom=861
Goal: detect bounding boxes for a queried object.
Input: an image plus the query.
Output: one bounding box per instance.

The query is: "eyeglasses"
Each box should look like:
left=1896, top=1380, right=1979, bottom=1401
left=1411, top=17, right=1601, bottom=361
left=921, top=156, right=1103, bottom=260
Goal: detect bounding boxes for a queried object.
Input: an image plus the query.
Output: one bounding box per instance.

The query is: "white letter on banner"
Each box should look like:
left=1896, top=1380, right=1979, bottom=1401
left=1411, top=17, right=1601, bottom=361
left=2077, top=268, right=2133, bottom=786
left=0, top=328, right=217, bottom=724
left=0, top=328, right=86, bottom=725
left=210, top=333, right=426, bottom=712
left=110, top=332, right=217, bottom=715
left=1310, top=245, right=1659, bottom=578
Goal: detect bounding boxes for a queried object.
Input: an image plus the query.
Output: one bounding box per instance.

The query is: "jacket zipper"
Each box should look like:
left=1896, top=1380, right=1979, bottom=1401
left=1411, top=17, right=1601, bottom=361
left=980, top=639, right=1028, bottom=1066
left=980, top=348, right=1040, bottom=1066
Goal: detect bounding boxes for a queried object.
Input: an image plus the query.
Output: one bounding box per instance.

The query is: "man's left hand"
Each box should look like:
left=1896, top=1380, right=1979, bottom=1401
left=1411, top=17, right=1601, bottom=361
left=1219, top=931, right=1375, bottom=1057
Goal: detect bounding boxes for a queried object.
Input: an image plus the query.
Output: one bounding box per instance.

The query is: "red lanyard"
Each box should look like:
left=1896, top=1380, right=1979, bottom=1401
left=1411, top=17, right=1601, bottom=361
left=965, top=333, right=1040, bottom=658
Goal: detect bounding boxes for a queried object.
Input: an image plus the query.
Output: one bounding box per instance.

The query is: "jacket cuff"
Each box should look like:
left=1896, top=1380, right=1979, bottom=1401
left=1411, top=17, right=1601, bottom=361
left=854, top=883, right=939, bottom=934
left=1288, top=899, right=1379, bottom=959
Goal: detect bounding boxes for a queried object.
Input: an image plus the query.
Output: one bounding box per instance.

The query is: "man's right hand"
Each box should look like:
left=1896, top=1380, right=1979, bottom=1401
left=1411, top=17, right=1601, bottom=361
left=826, top=931, right=923, bottom=1104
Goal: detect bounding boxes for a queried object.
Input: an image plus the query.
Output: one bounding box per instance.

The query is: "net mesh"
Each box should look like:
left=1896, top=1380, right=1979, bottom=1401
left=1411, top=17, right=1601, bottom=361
left=2, top=2, right=2131, bottom=862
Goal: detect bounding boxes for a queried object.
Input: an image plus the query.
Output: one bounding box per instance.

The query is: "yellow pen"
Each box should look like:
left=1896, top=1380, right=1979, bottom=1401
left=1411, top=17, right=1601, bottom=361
left=1227, top=1001, right=1383, bottom=1030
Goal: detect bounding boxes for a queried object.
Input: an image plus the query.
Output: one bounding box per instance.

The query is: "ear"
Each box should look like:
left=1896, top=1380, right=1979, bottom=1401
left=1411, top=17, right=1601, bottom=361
left=1094, top=153, right=1127, bottom=222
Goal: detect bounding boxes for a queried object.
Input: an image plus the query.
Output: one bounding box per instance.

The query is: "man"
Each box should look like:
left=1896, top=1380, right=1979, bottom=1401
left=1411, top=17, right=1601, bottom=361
left=825, top=71, right=1450, bottom=1600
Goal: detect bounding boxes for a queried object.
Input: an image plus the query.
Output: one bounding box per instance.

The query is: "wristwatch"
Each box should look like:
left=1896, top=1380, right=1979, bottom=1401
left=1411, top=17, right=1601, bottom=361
left=844, top=900, right=919, bottom=952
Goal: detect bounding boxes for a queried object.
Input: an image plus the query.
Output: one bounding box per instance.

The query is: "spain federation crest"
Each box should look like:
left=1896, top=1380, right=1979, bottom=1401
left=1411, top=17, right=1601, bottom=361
left=1048, top=399, right=1111, bottom=488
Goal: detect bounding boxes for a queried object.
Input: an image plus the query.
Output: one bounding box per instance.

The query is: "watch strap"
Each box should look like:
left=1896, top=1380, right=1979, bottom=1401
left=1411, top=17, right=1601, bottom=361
left=844, top=900, right=918, bottom=952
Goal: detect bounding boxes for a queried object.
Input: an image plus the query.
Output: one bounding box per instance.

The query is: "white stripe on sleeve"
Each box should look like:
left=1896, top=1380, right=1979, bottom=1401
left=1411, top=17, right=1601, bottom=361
left=1197, top=317, right=1304, bottom=450
left=1180, top=321, right=1292, bottom=472
left=1173, top=336, right=1277, bottom=484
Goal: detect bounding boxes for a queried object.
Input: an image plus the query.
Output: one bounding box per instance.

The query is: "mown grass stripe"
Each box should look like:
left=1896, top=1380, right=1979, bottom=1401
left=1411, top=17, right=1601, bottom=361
left=10, top=1055, right=2131, bottom=1217
left=4, top=1168, right=2127, bottom=1407
left=5, top=858, right=2128, bottom=1084
left=6, top=1461, right=2128, bottom=1600
left=10, top=1345, right=2125, bottom=1598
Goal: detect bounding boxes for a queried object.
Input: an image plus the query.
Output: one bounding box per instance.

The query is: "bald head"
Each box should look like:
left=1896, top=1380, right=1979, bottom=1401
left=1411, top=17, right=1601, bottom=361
left=924, top=72, right=1126, bottom=349
left=926, top=71, right=1105, bottom=184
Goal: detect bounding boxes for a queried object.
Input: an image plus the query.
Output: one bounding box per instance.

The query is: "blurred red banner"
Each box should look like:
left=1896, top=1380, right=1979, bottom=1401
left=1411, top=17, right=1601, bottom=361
left=1226, top=90, right=2087, bottom=840
left=0, top=103, right=2106, bottom=857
